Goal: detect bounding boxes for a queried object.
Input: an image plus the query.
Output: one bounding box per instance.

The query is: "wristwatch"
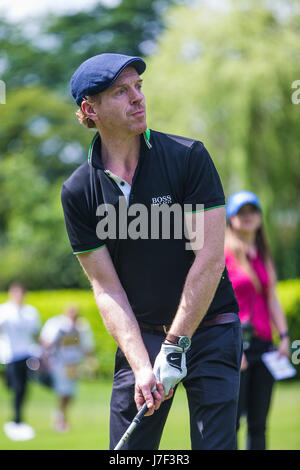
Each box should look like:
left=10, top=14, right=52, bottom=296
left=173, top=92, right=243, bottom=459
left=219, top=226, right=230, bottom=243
left=165, top=333, right=191, bottom=351
left=279, top=331, right=289, bottom=340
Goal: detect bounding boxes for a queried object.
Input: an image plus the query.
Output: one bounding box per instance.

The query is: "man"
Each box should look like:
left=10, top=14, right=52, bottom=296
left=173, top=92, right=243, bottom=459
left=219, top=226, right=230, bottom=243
left=40, top=304, right=95, bottom=432
left=61, top=53, right=242, bottom=450
left=0, top=282, right=41, bottom=441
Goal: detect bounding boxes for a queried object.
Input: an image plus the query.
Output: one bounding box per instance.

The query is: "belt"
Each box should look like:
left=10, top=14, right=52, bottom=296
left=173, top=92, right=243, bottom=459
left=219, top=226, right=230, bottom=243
left=138, top=312, right=238, bottom=335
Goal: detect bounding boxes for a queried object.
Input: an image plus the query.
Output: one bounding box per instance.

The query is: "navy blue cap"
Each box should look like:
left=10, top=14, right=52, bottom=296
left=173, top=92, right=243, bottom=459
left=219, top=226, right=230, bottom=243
left=70, top=53, right=146, bottom=106
left=226, top=190, right=261, bottom=219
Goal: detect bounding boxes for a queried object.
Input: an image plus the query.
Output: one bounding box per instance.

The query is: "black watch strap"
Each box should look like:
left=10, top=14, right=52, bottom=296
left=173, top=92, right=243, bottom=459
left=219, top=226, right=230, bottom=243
left=279, top=331, right=289, bottom=340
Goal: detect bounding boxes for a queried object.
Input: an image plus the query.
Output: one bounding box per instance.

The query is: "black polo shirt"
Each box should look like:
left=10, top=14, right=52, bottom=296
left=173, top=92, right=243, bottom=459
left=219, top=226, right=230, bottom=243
left=61, top=129, right=239, bottom=324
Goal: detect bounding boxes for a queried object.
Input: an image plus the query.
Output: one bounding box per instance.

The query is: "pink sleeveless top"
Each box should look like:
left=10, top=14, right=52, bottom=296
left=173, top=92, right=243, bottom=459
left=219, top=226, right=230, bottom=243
left=225, top=248, right=272, bottom=342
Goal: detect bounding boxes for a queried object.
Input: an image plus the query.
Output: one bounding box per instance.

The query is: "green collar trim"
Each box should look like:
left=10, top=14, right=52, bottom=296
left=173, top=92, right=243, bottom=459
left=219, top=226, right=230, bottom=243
left=144, top=129, right=151, bottom=148
left=88, top=129, right=151, bottom=167
left=88, top=132, right=98, bottom=167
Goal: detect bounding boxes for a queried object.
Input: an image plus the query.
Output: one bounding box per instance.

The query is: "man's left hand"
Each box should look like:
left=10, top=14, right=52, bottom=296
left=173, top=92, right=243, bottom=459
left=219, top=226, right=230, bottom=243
left=153, top=343, right=187, bottom=396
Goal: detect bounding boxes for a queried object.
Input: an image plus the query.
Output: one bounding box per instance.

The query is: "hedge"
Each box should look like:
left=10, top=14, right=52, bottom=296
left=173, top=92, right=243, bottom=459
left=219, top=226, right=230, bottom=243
left=276, top=279, right=300, bottom=378
left=0, top=289, right=116, bottom=378
left=0, top=279, right=299, bottom=378
left=277, top=279, right=300, bottom=341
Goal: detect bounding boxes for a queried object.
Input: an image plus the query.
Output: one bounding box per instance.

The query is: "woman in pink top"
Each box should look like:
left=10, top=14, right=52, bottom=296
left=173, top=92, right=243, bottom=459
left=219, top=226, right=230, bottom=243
left=225, top=191, right=290, bottom=450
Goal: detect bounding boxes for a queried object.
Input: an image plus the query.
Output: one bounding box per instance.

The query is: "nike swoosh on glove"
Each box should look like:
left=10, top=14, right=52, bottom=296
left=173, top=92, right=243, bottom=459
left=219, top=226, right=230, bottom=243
left=153, top=343, right=187, bottom=396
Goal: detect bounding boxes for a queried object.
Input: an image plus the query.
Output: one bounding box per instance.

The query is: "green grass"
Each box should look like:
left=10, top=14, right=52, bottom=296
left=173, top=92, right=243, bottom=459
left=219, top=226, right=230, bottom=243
left=237, top=380, right=300, bottom=450
left=0, top=376, right=299, bottom=450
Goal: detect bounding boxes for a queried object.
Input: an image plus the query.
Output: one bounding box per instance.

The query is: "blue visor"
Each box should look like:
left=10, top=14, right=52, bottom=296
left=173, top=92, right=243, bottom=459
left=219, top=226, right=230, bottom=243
left=226, top=190, right=261, bottom=219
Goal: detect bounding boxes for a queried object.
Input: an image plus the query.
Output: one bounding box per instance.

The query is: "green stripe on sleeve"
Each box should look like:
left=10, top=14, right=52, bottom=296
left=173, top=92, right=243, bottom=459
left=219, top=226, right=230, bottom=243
left=73, top=244, right=105, bottom=255
left=184, top=204, right=225, bottom=214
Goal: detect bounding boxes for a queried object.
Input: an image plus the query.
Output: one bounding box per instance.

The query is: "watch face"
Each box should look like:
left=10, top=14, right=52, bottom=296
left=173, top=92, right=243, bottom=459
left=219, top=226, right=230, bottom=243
left=178, top=336, right=191, bottom=350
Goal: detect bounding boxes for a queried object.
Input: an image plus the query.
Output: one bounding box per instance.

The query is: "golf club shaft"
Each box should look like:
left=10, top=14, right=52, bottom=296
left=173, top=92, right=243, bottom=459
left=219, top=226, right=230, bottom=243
left=114, top=402, right=149, bottom=450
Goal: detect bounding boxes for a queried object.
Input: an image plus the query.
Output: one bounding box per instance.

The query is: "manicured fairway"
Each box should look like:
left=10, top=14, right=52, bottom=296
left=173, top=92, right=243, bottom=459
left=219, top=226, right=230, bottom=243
left=0, top=376, right=299, bottom=450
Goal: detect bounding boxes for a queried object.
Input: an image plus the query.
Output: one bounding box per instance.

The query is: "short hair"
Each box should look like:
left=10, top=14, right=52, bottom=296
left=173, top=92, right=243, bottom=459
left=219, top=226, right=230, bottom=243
left=76, top=94, right=101, bottom=129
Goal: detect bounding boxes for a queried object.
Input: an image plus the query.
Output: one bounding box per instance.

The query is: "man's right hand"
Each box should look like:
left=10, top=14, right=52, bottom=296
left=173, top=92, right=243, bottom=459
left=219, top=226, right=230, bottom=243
left=134, top=368, right=172, bottom=416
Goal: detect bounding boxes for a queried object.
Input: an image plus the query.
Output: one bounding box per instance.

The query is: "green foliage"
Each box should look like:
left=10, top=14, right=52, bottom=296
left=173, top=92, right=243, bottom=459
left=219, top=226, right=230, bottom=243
left=144, top=0, right=300, bottom=279
left=0, top=279, right=299, bottom=378
left=0, top=87, right=92, bottom=289
left=0, top=1, right=176, bottom=94
left=0, top=289, right=117, bottom=378
left=273, top=279, right=300, bottom=379
left=0, top=0, right=299, bottom=289
left=0, top=86, right=90, bottom=177
left=0, top=1, right=177, bottom=290
left=277, top=279, right=300, bottom=344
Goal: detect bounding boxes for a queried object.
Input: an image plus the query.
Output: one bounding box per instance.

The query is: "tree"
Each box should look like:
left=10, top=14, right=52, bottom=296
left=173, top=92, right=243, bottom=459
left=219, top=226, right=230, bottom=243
left=144, top=0, right=300, bottom=278
left=0, top=0, right=181, bottom=289
left=0, top=0, right=177, bottom=95
left=0, top=87, right=91, bottom=289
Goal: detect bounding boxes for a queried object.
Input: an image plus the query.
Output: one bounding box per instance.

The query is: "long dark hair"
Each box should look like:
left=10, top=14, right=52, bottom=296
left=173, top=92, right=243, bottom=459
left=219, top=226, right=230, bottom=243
left=225, top=220, right=274, bottom=293
left=255, top=225, right=271, bottom=263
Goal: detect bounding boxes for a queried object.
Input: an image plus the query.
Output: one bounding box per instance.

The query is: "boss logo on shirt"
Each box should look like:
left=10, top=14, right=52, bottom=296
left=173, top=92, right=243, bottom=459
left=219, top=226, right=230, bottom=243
left=152, top=195, right=172, bottom=205
left=96, top=198, right=205, bottom=250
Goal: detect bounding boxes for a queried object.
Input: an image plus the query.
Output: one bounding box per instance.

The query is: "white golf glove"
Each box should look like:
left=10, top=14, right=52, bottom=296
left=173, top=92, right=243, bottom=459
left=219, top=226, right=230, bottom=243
left=153, top=343, right=187, bottom=396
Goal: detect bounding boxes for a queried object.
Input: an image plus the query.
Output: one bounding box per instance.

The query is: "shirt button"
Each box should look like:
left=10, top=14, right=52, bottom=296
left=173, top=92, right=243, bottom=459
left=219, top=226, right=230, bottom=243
left=120, top=181, right=125, bottom=186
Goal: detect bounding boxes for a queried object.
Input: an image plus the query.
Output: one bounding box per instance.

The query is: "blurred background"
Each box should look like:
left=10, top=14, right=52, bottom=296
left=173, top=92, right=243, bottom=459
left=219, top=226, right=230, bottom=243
left=0, top=0, right=299, bottom=450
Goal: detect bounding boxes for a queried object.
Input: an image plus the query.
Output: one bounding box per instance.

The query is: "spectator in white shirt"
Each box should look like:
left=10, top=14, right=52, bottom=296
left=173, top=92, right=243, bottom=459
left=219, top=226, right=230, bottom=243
left=40, top=304, right=95, bottom=432
left=0, top=282, right=41, bottom=441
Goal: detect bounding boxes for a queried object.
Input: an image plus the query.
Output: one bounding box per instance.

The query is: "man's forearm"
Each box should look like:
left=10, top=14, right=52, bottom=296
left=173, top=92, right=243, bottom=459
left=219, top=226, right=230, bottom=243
left=94, top=290, right=152, bottom=374
left=77, top=249, right=162, bottom=412
left=168, top=207, right=226, bottom=339
left=169, top=256, right=225, bottom=338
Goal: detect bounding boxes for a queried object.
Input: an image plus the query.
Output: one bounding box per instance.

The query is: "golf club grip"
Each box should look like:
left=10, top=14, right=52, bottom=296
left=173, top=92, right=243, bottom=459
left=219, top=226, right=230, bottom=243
left=134, top=401, right=149, bottom=422
left=113, top=402, right=149, bottom=450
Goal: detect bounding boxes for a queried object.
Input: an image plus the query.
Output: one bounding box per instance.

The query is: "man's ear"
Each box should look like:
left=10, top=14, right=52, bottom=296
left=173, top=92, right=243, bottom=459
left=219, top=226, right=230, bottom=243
left=81, top=100, right=99, bottom=122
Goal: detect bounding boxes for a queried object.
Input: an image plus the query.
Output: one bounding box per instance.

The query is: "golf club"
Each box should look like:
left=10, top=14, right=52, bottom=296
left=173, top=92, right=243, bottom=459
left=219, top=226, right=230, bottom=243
left=114, top=401, right=149, bottom=450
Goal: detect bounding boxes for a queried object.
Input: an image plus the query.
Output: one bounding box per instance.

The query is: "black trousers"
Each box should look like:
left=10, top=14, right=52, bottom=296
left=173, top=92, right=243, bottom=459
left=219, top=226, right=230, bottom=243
left=109, top=320, right=242, bottom=450
left=5, top=358, right=29, bottom=424
left=236, top=338, right=275, bottom=450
